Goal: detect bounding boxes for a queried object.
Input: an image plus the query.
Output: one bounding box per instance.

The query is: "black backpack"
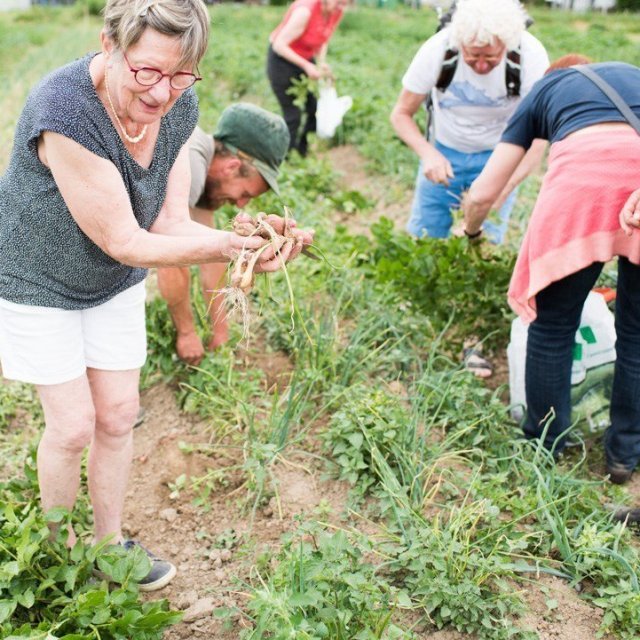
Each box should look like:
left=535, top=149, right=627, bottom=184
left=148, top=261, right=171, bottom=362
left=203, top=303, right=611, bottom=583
left=424, top=1, right=534, bottom=139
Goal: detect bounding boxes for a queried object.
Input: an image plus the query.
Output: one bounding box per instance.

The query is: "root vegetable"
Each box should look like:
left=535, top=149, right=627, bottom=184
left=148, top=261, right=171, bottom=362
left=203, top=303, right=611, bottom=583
left=219, top=212, right=304, bottom=340
left=232, top=220, right=259, bottom=238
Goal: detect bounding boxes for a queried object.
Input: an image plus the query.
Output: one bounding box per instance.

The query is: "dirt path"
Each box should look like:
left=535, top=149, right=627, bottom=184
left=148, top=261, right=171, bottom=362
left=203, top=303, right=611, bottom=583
left=127, top=380, right=352, bottom=638
left=324, top=144, right=413, bottom=235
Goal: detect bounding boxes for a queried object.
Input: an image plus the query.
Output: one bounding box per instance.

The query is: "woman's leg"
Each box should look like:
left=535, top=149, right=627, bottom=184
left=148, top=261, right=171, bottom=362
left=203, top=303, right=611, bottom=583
left=299, top=88, right=318, bottom=157
left=36, top=375, right=96, bottom=546
left=38, top=370, right=139, bottom=546
left=605, top=256, right=640, bottom=472
left=0, top=301, right=93, bottom=545
left=86, top=365, right=176, bottom=591
left=267, top=47, right=304, bottom=153
left=80, top=282, right=146, bottom=542
left=524, top=262, right=603, bottom=453
left=87, top=368, right=140, bottom=543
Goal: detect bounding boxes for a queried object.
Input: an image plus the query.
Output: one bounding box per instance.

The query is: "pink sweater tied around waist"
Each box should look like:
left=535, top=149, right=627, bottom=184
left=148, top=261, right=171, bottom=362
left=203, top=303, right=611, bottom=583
left=508, top=129, right=640, bottom=323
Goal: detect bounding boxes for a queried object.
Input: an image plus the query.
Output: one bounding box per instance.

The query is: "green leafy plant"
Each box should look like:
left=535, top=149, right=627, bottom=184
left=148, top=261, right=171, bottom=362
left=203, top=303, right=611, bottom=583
left=237, top=524, right=412, bottom=639
left=594, top=582, right=640, bottom=640
left=358, top=218, right=517, bottom=350
left=322, top=385, right=413, bottom=497
left=0, top=504, right=181, bottom=638
left=140, top=297, right=182, bottom=388
left=75, top=0, right=106, bottom=17
left=286, top=75, right=318, bottom=112
left=0, top=382, right=42, bottom=431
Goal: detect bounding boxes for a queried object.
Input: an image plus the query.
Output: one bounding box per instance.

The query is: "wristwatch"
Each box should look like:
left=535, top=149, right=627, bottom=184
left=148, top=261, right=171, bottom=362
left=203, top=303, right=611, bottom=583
left=464, top=228, right=483, bottom=239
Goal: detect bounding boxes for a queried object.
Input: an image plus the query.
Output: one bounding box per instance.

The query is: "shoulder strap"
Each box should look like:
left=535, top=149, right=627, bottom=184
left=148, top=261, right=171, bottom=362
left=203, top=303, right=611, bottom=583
left=435, top=48, right=459, bottom=92
left=505, top=48, right=521, bottom=97
left=435, top=47, right=521, bottom=96
left=573, top=65, right=640, bottom=136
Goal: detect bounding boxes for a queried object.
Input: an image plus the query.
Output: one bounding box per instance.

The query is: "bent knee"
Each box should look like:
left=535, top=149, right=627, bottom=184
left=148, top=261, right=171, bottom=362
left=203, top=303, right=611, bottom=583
left=95, top=397, right=139, bottom=439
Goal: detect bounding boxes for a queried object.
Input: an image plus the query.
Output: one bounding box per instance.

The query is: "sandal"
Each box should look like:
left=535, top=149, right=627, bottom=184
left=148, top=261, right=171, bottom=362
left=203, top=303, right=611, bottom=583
left=463, top=346, right=493, bottom=378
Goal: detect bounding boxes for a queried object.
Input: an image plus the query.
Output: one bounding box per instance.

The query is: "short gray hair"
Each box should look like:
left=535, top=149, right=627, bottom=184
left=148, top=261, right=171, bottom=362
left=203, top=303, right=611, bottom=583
left=449, top=0, right=527, bottom=51
left=103, top=0, right=210, bottom=69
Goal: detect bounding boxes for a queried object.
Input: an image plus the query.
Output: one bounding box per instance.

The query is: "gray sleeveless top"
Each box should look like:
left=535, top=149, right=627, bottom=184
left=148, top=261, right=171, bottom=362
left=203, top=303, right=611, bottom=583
left=0, top=53, right=198, bottom=309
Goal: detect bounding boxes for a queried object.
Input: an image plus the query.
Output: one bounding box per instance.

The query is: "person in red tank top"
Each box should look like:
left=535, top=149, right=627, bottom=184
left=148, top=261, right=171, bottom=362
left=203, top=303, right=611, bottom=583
left=267, top=0, right=348, bottom=156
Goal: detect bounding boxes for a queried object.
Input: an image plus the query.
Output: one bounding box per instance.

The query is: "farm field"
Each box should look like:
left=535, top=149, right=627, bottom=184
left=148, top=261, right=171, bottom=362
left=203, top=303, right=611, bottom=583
left=2, top=2, right=640, bottom=639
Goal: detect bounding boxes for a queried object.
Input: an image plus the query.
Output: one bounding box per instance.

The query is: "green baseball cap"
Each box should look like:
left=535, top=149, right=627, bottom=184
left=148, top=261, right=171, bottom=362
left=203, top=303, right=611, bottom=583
left=214, top=103, right=290, bottom=196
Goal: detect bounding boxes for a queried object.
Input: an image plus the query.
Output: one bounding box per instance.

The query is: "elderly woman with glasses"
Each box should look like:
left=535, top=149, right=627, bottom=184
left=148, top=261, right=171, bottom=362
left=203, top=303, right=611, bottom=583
left=0, top=0, right=311, bottom=592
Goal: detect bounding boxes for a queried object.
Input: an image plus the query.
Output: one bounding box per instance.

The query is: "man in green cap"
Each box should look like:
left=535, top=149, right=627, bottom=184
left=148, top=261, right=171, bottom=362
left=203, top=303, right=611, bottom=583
left=157, top=103, right=290, bottom=364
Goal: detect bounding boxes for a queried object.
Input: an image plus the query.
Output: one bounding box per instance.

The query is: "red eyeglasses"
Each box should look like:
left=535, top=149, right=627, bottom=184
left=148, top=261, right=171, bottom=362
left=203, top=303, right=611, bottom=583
left=123, top=52, right=202, bottom=91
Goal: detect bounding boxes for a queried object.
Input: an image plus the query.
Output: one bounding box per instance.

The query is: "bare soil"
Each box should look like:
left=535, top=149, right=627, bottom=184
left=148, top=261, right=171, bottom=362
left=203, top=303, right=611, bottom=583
left=127, top=381, right=353, bottom=638
left=326, top=144, right=412, bottom=235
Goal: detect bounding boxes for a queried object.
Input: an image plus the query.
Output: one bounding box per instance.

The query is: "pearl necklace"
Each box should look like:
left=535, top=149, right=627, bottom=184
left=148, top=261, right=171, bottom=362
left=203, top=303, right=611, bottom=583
left=104, top=67, right=148, bottom=144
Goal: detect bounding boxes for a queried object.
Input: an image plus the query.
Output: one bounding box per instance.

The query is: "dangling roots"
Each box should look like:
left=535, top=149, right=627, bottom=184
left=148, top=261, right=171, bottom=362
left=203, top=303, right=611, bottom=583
left=219, top=211, right=302, bottom=341
left=216, top=284, right=252, bottom=339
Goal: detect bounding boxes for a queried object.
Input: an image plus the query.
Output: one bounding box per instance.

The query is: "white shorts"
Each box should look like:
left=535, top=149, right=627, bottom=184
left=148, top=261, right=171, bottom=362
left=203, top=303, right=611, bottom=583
left=0, top=281, right=147, bottom=386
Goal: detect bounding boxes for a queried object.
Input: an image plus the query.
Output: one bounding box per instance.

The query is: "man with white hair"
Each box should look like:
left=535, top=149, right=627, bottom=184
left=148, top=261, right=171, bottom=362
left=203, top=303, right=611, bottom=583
left=391, top=0, right=549, bottom=244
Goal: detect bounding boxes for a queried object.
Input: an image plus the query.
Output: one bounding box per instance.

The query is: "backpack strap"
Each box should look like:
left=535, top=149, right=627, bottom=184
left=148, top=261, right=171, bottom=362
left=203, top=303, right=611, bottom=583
left=435, top=48, right=459, bottom=92
left=434, top=47, right=521, bottom=96
left=425, top=44, right=522, bottom=141
left=505, top=47, right=521, bottom=97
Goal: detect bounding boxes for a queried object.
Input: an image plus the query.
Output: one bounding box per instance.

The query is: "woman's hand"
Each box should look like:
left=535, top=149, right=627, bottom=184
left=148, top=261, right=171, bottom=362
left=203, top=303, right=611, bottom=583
left=304, top=61, right=322, bottom=80
left=229, top=212, right=315, bottom=273
left=319, top=62, right=333, bottom=80
left=251, top=212, right=315, bottom=273
left=259, top=214, right=314, bottom=272
left=223, top=230, right=269, bottom=259
left=619, top=188, right=640, bottom=236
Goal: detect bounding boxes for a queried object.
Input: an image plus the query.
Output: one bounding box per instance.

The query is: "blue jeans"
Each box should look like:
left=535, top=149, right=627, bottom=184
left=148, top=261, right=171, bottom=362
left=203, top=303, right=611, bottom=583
left=406, top=141, right=517, bottom=244
left=525, top=258, right=640, bottom=470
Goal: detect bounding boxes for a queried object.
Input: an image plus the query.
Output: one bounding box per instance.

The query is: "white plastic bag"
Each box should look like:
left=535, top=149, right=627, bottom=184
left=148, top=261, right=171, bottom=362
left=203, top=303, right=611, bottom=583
left=316, top=84, right=353, bottom=139
left=508, top=291, right=617, bottom=421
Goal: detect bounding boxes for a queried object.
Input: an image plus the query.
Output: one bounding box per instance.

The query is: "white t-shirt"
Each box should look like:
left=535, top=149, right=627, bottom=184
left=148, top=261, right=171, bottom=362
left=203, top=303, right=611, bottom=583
left=402, top=28, right=549, bottom=153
